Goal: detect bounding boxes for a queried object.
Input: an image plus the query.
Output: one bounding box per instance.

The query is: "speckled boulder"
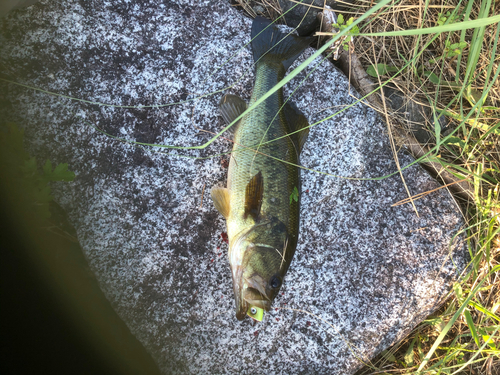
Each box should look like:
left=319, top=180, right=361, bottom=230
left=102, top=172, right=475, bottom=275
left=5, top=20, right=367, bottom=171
left=0, top=0, right=467, bottom=374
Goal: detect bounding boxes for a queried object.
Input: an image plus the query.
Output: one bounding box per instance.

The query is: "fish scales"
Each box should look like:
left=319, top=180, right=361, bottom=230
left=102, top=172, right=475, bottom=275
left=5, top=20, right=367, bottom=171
left=211, top=16, right=312, bottom=321
left=228, top=62, right=299, bottom=240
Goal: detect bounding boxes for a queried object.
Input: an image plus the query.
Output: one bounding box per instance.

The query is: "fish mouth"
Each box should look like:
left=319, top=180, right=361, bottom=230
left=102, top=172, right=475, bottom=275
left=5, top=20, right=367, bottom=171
left=230, top=226, right=274, bottom=321
left=235, top=287, right=271, bottom=320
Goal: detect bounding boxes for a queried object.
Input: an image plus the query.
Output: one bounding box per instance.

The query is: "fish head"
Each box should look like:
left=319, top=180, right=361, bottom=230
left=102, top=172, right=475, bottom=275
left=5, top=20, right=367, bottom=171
left=229, top=218, right=290, bottom=320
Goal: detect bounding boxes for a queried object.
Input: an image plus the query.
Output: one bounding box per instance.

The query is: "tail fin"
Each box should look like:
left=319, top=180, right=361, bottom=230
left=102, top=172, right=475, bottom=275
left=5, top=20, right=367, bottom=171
left=251, top=16, right=313, bottom=71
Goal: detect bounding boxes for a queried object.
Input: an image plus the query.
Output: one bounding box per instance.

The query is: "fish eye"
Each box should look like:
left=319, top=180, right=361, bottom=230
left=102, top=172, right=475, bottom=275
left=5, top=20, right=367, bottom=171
left=269, top=275, right=281, bottom=289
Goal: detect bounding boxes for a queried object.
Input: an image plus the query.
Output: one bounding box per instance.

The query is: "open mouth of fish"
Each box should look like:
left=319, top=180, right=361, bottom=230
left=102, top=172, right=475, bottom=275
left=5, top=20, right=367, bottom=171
left=235, top=287, right=271, bottom=320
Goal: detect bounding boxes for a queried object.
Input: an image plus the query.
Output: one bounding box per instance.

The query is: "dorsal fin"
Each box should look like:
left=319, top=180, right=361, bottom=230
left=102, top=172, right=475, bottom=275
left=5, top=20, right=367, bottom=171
left=284, top=101, right=310, bottom=153
left=219, top=94, right=247, bottom=129
left=244, top=171, right=263, bottom=220
left=211, top=187, right=231, bottom=219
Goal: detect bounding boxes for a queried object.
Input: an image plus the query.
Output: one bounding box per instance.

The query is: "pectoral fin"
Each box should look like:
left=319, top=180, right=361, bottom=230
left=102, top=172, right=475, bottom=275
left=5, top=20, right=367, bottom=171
left=284, top=102, right=310, bottom=153
left=211, top=187, right=231, bottom=219
left=219, top=94, right=247, bottom=130
left=244, top=171, right=263, bottom=220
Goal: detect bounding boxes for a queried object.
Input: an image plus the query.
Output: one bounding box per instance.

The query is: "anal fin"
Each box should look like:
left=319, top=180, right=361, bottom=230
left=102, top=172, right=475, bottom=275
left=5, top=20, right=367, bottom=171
left=244, top=171, right=263, bottom=220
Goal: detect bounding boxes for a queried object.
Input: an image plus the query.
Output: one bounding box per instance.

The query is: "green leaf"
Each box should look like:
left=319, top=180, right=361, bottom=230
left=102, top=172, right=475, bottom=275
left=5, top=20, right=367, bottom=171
left=43, top=159, right=52, bottom=176
left=423, top=71, right=441, bottom=85
left=51, top=163, right=76, bottom=181
left=290, top=186, right=299, bottom=204
left=380, top=349, right=396, bottom=362
left=404, top=336, right=417, bottom=367
left=41, top=160, right=75, bottom=182
left=481, top=334, right=497, bottom=350
left=366, top=64, right=399, bottom=77
left=337, top=14, right=344, bottom=25
left=453, top=283, right=464, bottom=303
left=417, top=334, right=424, bottom=361
left=433, top=113, right=441, bottom=146
left=469, top=300, right=500, bottom=322
left=436, top=11, right=457, bottom=26
left=464, top=309, right=480, bottom=347
left=464, top=86, right=485, bottom=110
left=442, top=136, right=466, bottom=149
left=450, top=41, right=467, bottom=50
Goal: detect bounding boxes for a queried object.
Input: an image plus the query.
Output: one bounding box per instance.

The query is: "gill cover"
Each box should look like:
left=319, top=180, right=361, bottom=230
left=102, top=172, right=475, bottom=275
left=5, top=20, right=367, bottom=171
left=232, top=217, right=290, bottom=320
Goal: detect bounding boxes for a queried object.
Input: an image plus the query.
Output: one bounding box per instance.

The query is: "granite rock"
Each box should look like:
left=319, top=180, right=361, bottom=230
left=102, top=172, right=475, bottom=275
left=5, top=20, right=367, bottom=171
left=0, top=0, right=467, bottom=374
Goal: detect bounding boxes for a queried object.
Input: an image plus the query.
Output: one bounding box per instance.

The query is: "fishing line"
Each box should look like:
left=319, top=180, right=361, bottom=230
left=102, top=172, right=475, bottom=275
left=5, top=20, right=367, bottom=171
left=73, top=98, right=491, bottom=185
left=6, top=0, right=492, bottom=184
left=0, top=1, right=308, bottom=113
left=73, top=107, right=400, bottom=181
left=2, top=0, right=392, bottom=153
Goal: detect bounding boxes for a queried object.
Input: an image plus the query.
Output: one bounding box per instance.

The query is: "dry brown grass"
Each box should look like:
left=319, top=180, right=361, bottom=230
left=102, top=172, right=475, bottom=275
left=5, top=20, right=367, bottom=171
left=240, top=0, right=500, bottom=373
left=343, top=1, right=500, bottom=373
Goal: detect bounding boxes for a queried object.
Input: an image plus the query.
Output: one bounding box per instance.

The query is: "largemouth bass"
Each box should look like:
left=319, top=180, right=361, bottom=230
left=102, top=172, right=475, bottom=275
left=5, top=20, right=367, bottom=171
left=211, top=17, right=312, bottom=321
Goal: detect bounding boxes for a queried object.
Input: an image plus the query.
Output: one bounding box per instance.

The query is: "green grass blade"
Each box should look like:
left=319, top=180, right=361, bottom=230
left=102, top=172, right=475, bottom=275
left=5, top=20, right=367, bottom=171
left=464, top=309, right=481, bottom=347
left=416, top=265, right=500, bottom=373
left=359, top=14, right=500, bottom=37
left=469, top=301, right=500, bottom=323
left=450, top=327, right=499, bottom=374
left=456, top=0, right=475, bottom=83
left=462, top=0, right=492, bottom=109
